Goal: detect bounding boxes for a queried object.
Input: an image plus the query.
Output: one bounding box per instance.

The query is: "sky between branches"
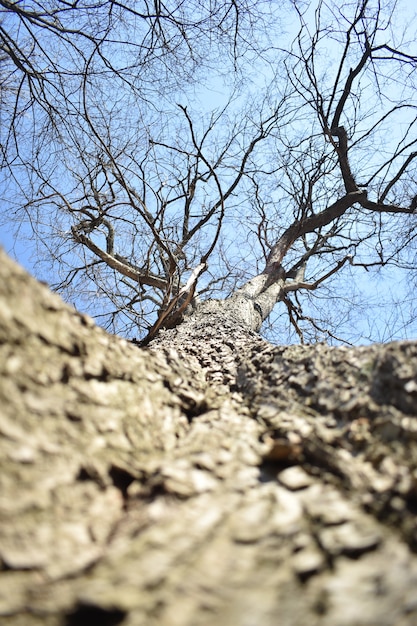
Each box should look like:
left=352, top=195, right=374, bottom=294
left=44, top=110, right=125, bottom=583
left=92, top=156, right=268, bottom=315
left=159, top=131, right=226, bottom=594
left=1, top=0, right=417, bottom=345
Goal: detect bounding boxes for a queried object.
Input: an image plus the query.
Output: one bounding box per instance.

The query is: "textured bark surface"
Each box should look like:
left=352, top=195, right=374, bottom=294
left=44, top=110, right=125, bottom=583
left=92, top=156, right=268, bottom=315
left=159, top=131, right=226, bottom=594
left=1, top=247, right=417, bottom=626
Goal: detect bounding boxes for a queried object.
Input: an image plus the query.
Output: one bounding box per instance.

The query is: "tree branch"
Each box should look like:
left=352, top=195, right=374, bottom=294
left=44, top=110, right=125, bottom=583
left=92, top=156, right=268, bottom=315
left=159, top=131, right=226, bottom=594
left=71, top=228, right=168, bottom=290
left=266, top=189, right=367, bottom=269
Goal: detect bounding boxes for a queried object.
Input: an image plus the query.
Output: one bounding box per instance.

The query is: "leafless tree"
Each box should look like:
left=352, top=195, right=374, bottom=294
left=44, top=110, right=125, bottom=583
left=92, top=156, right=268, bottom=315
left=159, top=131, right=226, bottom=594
left=3, top=8, right=417, bottom=622
left=1, top=0, right=417, bottom=344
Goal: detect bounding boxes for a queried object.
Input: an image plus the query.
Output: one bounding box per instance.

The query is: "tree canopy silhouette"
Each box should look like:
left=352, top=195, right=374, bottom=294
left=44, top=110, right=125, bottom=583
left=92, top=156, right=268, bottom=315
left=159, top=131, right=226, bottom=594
left=1, top=0, right=417, bottom=343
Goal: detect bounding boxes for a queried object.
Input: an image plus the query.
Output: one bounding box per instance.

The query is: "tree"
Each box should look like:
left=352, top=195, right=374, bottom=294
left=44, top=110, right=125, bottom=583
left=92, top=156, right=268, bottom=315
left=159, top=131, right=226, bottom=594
left=2, top=231, right=417, bottom=626
left=2, top=4, right=417, bottom=623
left=1, top=0, right=417, bottom=344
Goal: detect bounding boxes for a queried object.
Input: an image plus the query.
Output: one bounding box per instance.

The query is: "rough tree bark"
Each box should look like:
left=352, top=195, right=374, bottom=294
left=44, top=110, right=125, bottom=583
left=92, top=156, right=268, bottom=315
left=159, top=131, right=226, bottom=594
left=1, top=246, right=417, bottom=626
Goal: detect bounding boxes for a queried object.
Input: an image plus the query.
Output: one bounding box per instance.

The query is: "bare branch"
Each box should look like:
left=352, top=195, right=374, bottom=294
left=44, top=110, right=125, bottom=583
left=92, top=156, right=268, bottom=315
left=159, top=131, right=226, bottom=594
left=266, top=190, right=366, bottom=269
left=71, top=228, right=168, bottom=290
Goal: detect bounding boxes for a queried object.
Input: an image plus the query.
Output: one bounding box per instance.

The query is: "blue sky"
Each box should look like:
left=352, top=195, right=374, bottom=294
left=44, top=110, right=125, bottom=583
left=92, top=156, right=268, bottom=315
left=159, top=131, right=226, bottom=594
left=1, top=0, right=417, bottom=344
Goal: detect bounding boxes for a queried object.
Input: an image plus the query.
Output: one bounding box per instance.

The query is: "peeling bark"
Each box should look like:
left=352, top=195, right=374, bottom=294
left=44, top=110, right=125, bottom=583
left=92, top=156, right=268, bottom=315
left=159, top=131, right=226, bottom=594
left=1, top=247, right=417, bottom=626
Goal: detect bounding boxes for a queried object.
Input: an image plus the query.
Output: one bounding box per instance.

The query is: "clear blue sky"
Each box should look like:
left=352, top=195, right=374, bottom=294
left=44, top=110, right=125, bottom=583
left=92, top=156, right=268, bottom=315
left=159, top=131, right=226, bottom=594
left=1, top=0, right=416, bottom=344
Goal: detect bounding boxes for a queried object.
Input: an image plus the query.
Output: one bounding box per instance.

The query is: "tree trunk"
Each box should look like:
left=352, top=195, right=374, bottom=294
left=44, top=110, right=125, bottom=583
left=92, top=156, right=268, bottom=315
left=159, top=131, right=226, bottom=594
left=1, top=246, right=417, bottom=626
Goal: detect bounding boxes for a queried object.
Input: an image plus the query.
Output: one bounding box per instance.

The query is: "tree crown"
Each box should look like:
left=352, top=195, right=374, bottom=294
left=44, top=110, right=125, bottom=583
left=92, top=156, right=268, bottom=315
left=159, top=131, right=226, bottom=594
left=1, top=0, right=417, bottom=344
